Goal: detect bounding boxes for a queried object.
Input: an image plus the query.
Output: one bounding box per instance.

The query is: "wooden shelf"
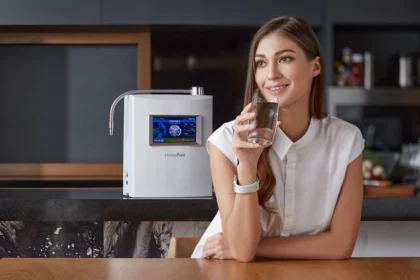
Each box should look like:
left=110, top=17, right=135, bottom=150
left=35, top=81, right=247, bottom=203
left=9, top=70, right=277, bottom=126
left=0, top=163, right=123, bottom=181
left=0, top=177, right=122, bottom=181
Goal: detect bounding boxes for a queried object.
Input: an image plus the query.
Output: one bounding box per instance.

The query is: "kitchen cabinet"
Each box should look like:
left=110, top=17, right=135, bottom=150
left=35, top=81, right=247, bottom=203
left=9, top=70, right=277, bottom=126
left=332, top=25, right=420, bottom=87
left=0, top=0, right=100, bottom=25
left=328, top=0, right=420, bottom=25
left=325, top=0, right=420, bottom=87
left=101, top=0, right=323, bottom=27
left=0, top=32, right=150, bottom=176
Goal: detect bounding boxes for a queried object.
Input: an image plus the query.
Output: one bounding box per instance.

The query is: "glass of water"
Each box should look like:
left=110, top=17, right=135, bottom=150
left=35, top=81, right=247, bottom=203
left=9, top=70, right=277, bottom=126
left=247, top=88, right=279, bottom=147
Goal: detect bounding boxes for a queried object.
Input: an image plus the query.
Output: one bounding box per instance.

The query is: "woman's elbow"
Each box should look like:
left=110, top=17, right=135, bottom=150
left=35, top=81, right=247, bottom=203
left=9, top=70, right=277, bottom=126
left=232, top=250, right=255, bottom=263
left=325, top=233, right=356, bottom=260
left=332, top=251, right=352, bottom=260
left=231, top=244, right=258, bottom=262
left=331, top=243, right=354, bottom=260
left=227, top=229, right=261, bottom=262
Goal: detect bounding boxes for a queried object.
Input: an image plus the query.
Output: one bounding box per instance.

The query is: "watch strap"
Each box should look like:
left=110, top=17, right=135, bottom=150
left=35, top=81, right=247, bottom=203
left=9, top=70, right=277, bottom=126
left=232, top=176, right=259, bottom=194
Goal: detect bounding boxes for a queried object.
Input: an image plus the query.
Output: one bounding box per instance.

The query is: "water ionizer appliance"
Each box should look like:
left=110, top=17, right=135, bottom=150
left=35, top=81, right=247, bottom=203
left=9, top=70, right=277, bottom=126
left=109, top=87, right=213, bottom=198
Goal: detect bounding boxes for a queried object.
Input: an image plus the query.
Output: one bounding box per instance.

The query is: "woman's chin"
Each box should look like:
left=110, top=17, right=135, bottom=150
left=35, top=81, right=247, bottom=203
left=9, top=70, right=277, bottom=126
left=277, top=98, right=293, bottom=109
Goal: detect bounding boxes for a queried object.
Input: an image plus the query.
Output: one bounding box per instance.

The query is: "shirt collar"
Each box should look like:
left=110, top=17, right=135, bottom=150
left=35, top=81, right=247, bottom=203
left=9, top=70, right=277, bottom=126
left=271, top=117, right=319, bottom=160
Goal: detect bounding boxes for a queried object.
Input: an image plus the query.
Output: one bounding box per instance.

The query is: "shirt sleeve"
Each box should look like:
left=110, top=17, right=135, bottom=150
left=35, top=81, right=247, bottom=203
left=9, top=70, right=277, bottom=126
left=206, top=122, right=238, bottom=167
left=348, top=127, right=365, bottom=164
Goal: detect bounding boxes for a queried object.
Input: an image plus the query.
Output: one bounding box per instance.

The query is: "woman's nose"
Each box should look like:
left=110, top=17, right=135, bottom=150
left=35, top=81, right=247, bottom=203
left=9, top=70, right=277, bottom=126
left=267, top=63, right=281, bottom=80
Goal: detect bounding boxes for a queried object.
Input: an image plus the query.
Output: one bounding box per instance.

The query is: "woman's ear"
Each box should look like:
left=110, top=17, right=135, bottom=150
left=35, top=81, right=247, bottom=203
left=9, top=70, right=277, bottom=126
left=312, top=56, right=321, bottom=77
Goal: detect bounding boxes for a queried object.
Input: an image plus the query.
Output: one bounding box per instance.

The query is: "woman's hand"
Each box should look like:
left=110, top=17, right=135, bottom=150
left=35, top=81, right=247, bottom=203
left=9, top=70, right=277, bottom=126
left=232, top=103, right=264, bottom=167
left=202, top=233, right=233, bottom=260
left=233, top=103, right=280, bottom=168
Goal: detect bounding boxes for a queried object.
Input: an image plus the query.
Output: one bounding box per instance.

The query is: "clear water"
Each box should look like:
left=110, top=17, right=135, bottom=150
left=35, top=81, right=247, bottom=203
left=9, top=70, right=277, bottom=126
left=247, top=101, right=278, bottom=147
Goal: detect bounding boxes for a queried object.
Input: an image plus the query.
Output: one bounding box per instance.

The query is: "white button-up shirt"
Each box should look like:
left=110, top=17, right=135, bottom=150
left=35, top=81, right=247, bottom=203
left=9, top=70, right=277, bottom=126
left=191, top=115, right=365, bottom=258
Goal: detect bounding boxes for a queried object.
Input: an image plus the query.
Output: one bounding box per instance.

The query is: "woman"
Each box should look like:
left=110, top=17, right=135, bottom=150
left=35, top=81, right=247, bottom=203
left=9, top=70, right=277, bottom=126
left=191, top=16, right=364, bottom=262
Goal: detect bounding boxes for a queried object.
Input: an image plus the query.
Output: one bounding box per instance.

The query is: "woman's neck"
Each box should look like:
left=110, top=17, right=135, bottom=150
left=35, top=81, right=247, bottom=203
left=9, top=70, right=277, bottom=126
left=278, top=107, right=311, bottom=143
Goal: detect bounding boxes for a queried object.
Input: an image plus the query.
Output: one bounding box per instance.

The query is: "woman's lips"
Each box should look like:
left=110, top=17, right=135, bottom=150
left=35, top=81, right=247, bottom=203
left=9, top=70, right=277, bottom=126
left=267, top=85, right=289, bottom=95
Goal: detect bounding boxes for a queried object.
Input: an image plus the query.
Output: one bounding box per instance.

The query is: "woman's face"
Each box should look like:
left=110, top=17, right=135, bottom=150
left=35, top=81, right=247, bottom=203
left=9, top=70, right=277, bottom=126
left=254, top=32, right=320, bottom=110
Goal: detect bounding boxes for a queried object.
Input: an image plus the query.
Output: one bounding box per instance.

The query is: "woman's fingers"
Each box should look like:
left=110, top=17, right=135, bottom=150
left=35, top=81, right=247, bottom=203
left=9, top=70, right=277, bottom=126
left=202, top=248, right=217, bottom=259
left=234, top=123, right=256, bottom=134
left=233, top=141, right=261, bottom=151
left=240, top=102, right=254, bottom=115
left=202, top=233, right=223, bottom=258
left=206, top=233, right=221, bottom=244
left=235, top=111, right=255, bottom=125
left=234, top=112, right=256, bottom=140
left=203, top=239, right=217, bottom=255
left=202, top=243, right=219, bottom=259
left=203, top=239, right=214, bottom=251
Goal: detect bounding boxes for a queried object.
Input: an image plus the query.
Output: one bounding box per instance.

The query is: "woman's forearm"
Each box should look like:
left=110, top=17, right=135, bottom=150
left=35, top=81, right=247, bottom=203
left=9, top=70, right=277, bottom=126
left=225, top=163, right=261, bottom=262
left=255, top=231, right=354, bottom=260
left=226, top=191, right=260, bottom=261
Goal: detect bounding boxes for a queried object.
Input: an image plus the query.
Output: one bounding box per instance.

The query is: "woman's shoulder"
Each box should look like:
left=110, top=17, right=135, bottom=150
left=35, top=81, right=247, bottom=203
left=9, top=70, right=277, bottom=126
left=207, top=120, right=238, bottom=166
left=319, top=115, right=365, bottom=163
left=209, top=120, right=236, bottom=142
left=320, top=114, right=362, bottom=139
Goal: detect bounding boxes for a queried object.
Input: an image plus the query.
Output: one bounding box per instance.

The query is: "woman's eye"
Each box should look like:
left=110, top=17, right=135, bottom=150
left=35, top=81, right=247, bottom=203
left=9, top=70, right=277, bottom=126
left=279, top=56, right=293, bottom=63
left=255, top=61, right=266, bottom=67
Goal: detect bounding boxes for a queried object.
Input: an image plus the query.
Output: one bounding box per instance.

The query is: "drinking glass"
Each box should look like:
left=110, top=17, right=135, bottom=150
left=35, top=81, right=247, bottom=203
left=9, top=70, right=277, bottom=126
left=247, top=88, right=279, bottom=147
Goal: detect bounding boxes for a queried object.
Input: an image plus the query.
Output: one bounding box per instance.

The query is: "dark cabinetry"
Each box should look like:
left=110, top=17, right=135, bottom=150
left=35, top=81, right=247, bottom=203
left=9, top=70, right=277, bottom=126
left=328, top=0, right=420, bottom=25
left=100, top=0, right=323, bottom=26
left=0, top=0, right=100, bottom=25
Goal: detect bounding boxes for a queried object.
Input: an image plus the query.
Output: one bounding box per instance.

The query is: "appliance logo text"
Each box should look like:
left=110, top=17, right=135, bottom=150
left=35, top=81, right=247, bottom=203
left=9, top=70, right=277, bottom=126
left=165, top=153, right=186, bottom=158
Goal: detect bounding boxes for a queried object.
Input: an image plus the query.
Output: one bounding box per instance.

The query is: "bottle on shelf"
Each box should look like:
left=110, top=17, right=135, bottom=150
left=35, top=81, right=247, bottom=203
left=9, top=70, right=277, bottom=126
left=351, top=53, right=364, bottom=87
left=336, top=47, right=353, bottom=87
left=364, top=51, right=374, bottom=90
left=399, top=54, right=413, bottom=88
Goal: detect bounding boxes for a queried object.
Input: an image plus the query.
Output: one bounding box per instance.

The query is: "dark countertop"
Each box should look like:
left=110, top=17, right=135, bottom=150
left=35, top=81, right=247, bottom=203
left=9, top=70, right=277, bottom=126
left=0, top=187, right=218, bottom=221
left=0, top=187, right=419, bottom=221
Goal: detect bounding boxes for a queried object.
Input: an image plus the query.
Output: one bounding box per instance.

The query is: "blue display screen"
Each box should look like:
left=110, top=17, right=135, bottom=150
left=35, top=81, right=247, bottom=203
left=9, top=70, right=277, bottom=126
left=151, top=116, right=197, bottom=143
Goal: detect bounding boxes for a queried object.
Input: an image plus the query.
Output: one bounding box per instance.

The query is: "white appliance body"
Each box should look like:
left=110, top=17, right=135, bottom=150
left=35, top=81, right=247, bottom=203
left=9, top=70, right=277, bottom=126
left=123, top=94, right=213, bottom=198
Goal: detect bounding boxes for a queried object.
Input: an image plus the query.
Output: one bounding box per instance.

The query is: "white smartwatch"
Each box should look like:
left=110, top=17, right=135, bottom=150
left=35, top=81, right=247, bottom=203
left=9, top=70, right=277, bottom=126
left=232, top=176, right=259, bottom=194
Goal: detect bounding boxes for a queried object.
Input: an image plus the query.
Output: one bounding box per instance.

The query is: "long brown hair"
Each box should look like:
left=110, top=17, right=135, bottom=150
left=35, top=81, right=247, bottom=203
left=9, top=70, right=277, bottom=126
left=244, top=16, right=326, bottom=211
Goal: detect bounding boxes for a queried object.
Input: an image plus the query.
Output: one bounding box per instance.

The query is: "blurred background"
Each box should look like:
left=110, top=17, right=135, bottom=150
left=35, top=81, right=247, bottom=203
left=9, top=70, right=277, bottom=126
left=0, top=0, right=419, bottom=196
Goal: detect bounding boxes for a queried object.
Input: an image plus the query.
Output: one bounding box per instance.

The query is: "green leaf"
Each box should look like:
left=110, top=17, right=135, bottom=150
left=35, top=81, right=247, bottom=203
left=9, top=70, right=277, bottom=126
left=362, top=149, right=383, bottom=166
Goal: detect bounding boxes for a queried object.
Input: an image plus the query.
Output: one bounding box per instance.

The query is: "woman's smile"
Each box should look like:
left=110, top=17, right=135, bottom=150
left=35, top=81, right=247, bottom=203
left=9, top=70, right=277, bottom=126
left=265, top=84, right=290, bottom=96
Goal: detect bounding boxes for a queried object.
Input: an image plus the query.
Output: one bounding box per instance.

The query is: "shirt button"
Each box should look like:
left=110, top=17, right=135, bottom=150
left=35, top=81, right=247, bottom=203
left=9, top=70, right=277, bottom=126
left=286, top=212, right=293, bottom=218
left=287, top=152, right=296, bottom=160
left=287, top=188, right=292, bottom=193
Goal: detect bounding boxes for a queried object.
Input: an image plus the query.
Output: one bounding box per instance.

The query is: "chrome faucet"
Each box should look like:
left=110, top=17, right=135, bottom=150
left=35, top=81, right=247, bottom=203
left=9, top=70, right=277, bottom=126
left=109, top=86, right=204, bottom=136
